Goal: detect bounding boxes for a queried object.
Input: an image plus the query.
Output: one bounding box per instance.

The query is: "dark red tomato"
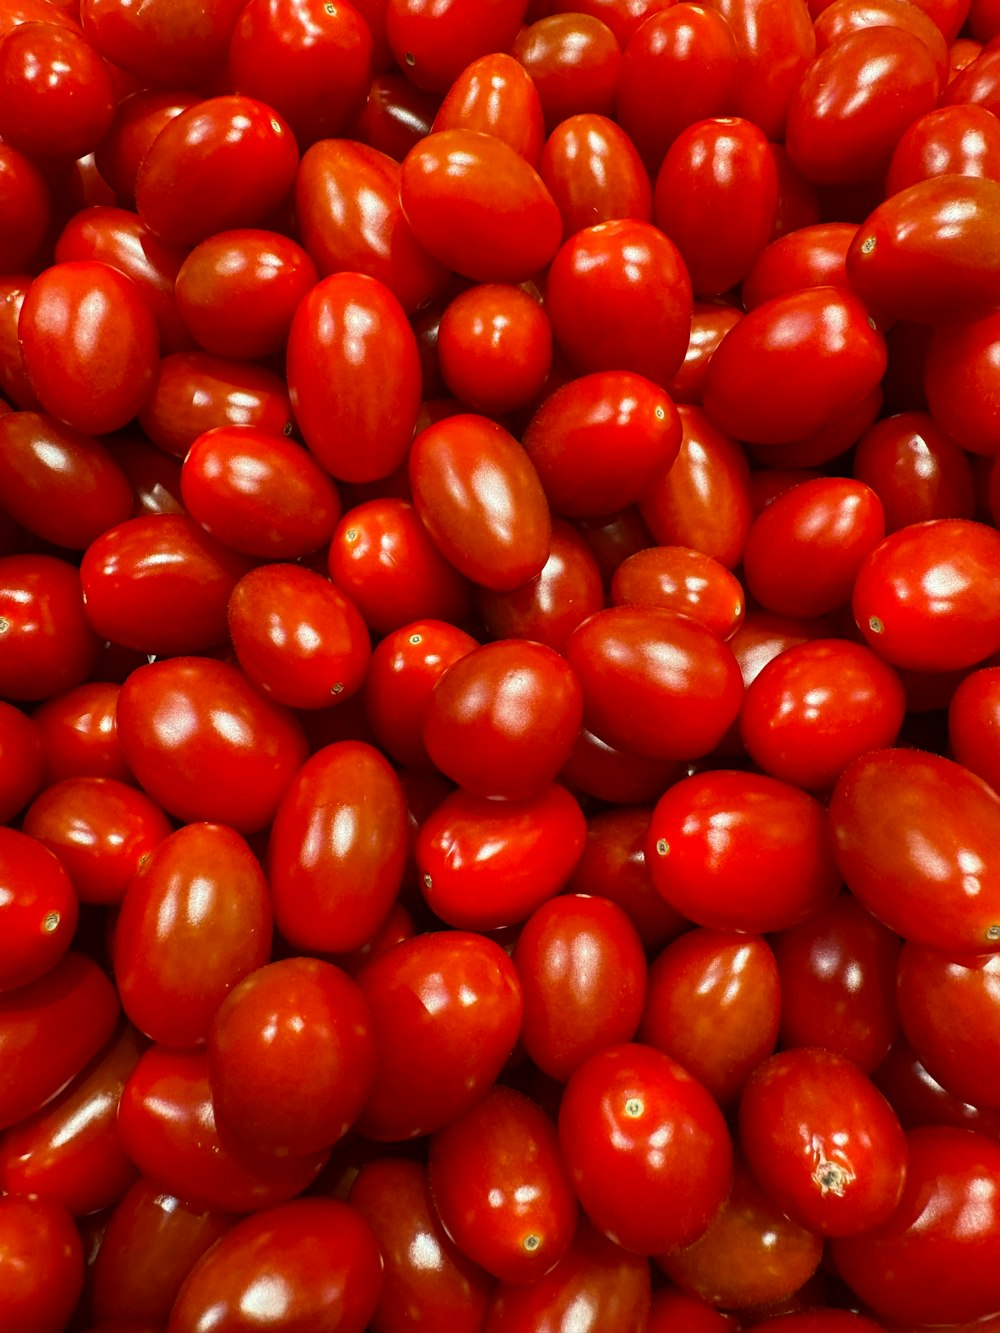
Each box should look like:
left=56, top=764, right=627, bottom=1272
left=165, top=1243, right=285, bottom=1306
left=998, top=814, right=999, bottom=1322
left=136, top=95, right=298, bottom=247
left=746, top=383, right=883, bottom=470
left=887, top=105, right=1000, bottom=195
left=666, top=304, right=743, bottom=405
left=118, top=1046, right=328, bottom=1213
left=23, top=776, right=170, bottom=907
left=116, top=656, right=308, bottom=835
left=181, top=425, right=340, bottom=560
left=545, top=219, right=692, bottom=385
left=513, top=894, right=646, bottom=1080
left=409, top=414, right=552, bottom=591
left=32, top=681, right=131, bottom=785
left=512, top=13, right=621, bottom=129
left=93, top=89, right=201, bottom=203
left=742, top=222, right=856, bottom=309
left=81, top=514, right=252, bottom=657
left=559, top=1042, right=732, bottom=1254
left=269, top=740, right=406, bottom=953
left=814, top=0, right=949, bottom=81
left=852, top=410, right=975, bottom=531
left=91, top=1178, right=234, bottom=1327
left=349, top=1157, right=493, bottom=1333
left=522, top=371, right=680, bottom=516
left=138, top=351, right=294, bottom=458
left=0, top=1022, right=140, bottom=1215
left=574, top=506, right=657, bottom=585
left=100, top=436, right=180, bottom=521
left=610, top=546, right=744, bottom=640
left=356, top=930, right=523, bottom=1140
left=564, top=605, right=743, bottom=761
left=387, top=0, right=528, bottom=93
left=362, top=619, right=478, bottom=768
left=295, top=139, right=449, bottom=313
left=873, top=1033, right=1000, bottom=1137
left=400, top=128, right=562, bottom=282
left=167, top=1198, right=381, bottom=1333
left=0, top=951, right=119, bottom=1129
left=208, top=958, right=375, bottom=1158
left=0, top=699, right=43, bottom=822
left=287, top=272, right=422, bottom=484
left=417, top=783, right=587, bottom=929
left=657, top=1158, right=823, bottom=1310
left=639, top=404, right=753, bottom=568
left=0, top=20, right=113, bottom=158
left=539, top=112, right=651, bottom=237
left=648, top=770, right=841, bottom=934
left=228, top=0, right=373, bottom=146
left=0, top=825, right=76, bottom=992
left=950, top=667, right=1000, bottom=792
left=942, top=41, right=1000, bottom=114
left=847, top=176, right=1000, bottom=324
left=639, top=930, right=780, bottom=1106
left=18, top=260, right=159, bottom=437
left=560, top=725, right=681, bottom=807
left=0, top=554, right=100, bottom=701
left=433, top=51, right=545, bottom=165
left=654, top=117, right=778, bottom=297
left=0, top=275, right=38, bottom=411
left=831, top=1127, right=1000, bottom=1324
left=80, top=0, right=244, bottom=84
left=703, top=288, right=886, bottom=445
left=437, top=283, right=552, bottom=414
left=647, top=1285, right=738, bottom=1333
left=854, top=519, right=1000, bottom=670
left=0, top=1194, right=83, bottom=1333
left=923, top=308, right=1000, bottom=455
left=830, top=748, right=1000, bottom=954
left=354, top=71, right=440, bottom=160
left=703, top=0, right=815, bottom=140
left=0, top=142, right=49, bottom=272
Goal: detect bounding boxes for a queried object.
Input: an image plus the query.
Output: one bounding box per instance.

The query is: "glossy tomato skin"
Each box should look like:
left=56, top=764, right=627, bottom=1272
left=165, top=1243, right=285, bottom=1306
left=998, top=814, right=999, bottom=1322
left=852, top=410, right=976, bottom=530
left=0, top=825, right=77, bottom=992
left=512, top=13, right=621, bottom=129
left=830, top=748, right=1000, bottom=954
left=356, top=930, right=523, bottom=1141
left=950, top=666, right=1000, bottom=793
left=923, top=309, right=1000, bottom=456
left=559, top=1042, right=733, bottom=1255
left=437, top=282, right=552, bottom=414
left=433, top=51, right=545, bottom=165
left=93, top=88, right=202, bottom=202
left=887, top=103, right=1000, bottom=194
left=0, top=699, right=43, bottom=823
left=742, top=222, right=856, bottom=309
left=116, top=657, right=308, bottom=835
left=668, top=304, right=744, bottom=405
left=0, top=554, right=100, bottom=701
left=0, top=142, right=50, bottom=273
left=32, top=681, right=130, bottom=785
left=80, top=0, right=244, bottom=85
left=0, top=1193, right=84, bottom=1333
left=541, top=113, right=652, bottom=238
left=0, top=20, right=114, bottom=159
left=387, top=0, right=528, bottom=93
left=647, top=770, right=841, bottom=934
left=610, top=546, right=745, bottom=640
left=647, top=1286, right=738, bottom=1333
left=703, top=0, right=815, bottom=141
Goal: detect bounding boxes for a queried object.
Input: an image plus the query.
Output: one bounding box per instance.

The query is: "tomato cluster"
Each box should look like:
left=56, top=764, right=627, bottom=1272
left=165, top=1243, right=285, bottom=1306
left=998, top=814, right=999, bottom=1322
left=3, top=0, right=1000, bottom=1329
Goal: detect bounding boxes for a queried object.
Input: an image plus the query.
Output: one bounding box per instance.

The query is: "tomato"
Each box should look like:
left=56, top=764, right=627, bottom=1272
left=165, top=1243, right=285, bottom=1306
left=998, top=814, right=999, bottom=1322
left=355, top=71, right=440, bottom=159
left=704, top=0, right=815, bottom=140
left=0, top=142, right=50, bottom=273
left=574, top=506, right=657, bottom=585
left=540, top=112, right=651, bottom=237
left=80, top=0, right=244, bottom=85
left=387, top=0, right=528, bottom=93
left=611, top=546, right=745, bottom=640
left=742, top=222, right=856, bottom=309
left=852, top=410, right=976, bottom=530
left=560, top=724, right=681, bottom=807
left=667, top=304, right=744, bottom=405
left=512, top=13, right=621, bottom=129
left=923, top=309, right=1000, bottom=456
left=434, top=50, right=544, bottom=162
left=0, top=824, right=76, bottom=992
left=950, top=667, right=1000, bottom=794
left=887, top=104, right=1000, bottom=196
left=942, top=42, right=1000, bottom=114
left=0, top=554, right=100, bottom=702
left=647, top=1286, right=738, bottom=1333
left=93, top=88, right=201, bottom=202
left=814, top=0, right=949, bottom=80
left=32, top=681, right=130, bottom=786
left=0, top=20, right=114, bottom=159
left=437, top=283, right=552, bottom=414
left=0, top=699, right=43, bottom=822
left=0, top=1193, right=84, bottom=1333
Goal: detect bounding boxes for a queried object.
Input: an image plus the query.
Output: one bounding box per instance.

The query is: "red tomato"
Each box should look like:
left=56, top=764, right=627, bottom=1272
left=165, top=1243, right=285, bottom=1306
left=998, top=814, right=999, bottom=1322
left=0, top=825, right=76, bottom=992
left=887, top=104, right=1000, bottom=194
left=512, top=13, right=621, bottom=129
left=923, top=308, right=1000, bottom=455
left=94, top=88, right=202, bottom=202
left=0, top=1194, right=84, bottom=1333
left=852, top=410, right=976, bottom=530
left=0, top=699, right=43, bottom=822
left=0, top=142, right=50, bottom=272
left=611, top=546, right=745, bottom=640
left=387, top=0, right=529, bottom=94
left=354, top=71, right=440, bottom=159
left=742, top=222, right=857, bottom=309
left=0, top=20, right=114, bottom=159
left=433, top=51, right=545, bottom=164
left=703, top=0, right=816, bottom=140
left=32, top=681, right=131, bottom=786
left=437, top=283, right=553, bottom=414
left=80, top=0, right=245, bottom=85
left=667, top=303, right=744, bottom=404
left=950, top=666, right=1000, bottom=793
left=541, top=113, right=652, bottom=238
left=814, top=0, right=949, bottom=81
left=0, top=554, right=100, bottom=702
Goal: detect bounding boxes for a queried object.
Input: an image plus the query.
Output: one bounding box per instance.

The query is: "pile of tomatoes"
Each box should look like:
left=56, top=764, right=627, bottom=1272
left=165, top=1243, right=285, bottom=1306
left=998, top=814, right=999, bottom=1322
left=4, top=0, right=1000, bottom=1328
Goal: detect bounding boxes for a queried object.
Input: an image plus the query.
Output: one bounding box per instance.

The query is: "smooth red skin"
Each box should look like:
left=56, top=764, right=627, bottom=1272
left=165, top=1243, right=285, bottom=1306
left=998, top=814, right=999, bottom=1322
left=639, top=930, right=780, bottom=1106
left=648, top=770, right=841, bottom=934
left=943, top=42, right=1000, bottom=114
left=409, top=414, right=552, bottom=592
left=0, top=554, right=100, bottom=701
left=740, top=639, right=906, bottom=792
left=357, top=930, right=523, bottom=1141
left=0, top=699, right=43, bottom=822
left=268, top=740, right=407, bottom=954
left=228, top=0, right=373, bottom=146
left=0, top=21, right=113, bottom=158
left=558, top=1042, right=733, bottom=1255
left=0, top=1021, right=140, bottom=1215
left=668, top=305, right=743, bottom=406
left=513, top=14, right=621, bottom=129
left=548, top=0, right=674, bottom=46
left=167, top=1197, right=381, bottom=1333
left=647, top=1286, right=738, bottom=1333
left=742, top=223, right=856, bottom=310
left=136, top=95, right=298, bottom=248
left=81, top=513, right=252, bottom=657
left=101, top=436, right=183, bottom=517
left=639, top=404, right=752, bottom=568
left=0, top=1194, right=83, bottom=1333
left=815, top=0, right=949, bottom=81
left=22, top=776, right=170, bottom=907
left=654, top=116, right=778, bottom=297
left=353, top=72, right=439, bottom=160
left=294, top=139, right=449, bottom=314
left=854, top=519, right=1000, bottom=670
left=873, top=1033, right=1000, bottom=1138
left=732, top=613, right=845, bottom=686
left=924, top=309, right=1000, bottom=456
left=94, top=89, right=201, bottom=202
left=522, top=371, right=680, bottom=517
left=433, top=51, right=545, bottom=165
left=847, top=176, right=1000, bottom=325
left=564, top=605, right=744, bottom=761
left=81, top=0, right=244, bottom=83
left=573, top=505, right=657, bottom=586
left=657, top=1159, right=823, bottom=1311
left=0, top=275, right=37, bottom=411
left=913, top=0, right=971, bottom=37
left=0, top=0, right=84, bottom=32
left=438, top=283, right=552, bottom=414
left=208, top=957, right=375, bottom=1158
left=887, top=104, right=1000, bottom=196
left=0, top=142, right=49, bottom=271
left=616, top=6, right=739, bottom=172
left=559, top=724, right=681, bottom=807
left=349, top=1158, right=493, bottom=1333
left=287, top=272, right=422, bottom=485
left=119, top=1046, right=328, bottom=1214
left=831, top=1127, right=1000, bottom=1324
left=485, top=1214, right=651, bottom=1333
left=92, top=1178, right=235, bottom=1326
left=545, top=219, right=692, bottom=386
left=852, top=410, right=975, bottom=531
left=950, top=667, right=1000, bottom=792
left=611, top=546, right=745, bottom=640
left=138, top=352, right=294, bottom=459
left=0, top=824, right=76, bottom=992
left=703, top=0, right=814, bottom=140
left=746, top=383, right=883, bottom=470
left=18, top=260, right=159, bottom=437
left=33, top=681, right=131, bottom=786
left=0, top=950, right=119, bottom=1130
left=830, top=748, right=1000, bottom=954
left=116, top=657, right=308, bottom=835
left=703, top=287, right=886, bottom=446
left=362, top=619, right=478, bottom=769
left=400, top=128, right=562, bottom=282
left=387, top=0, right=527, bottom=93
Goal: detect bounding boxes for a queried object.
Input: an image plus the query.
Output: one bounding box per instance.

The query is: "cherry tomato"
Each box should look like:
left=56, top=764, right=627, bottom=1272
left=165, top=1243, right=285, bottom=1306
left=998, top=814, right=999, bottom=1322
left=0, top=142, right=50, bottom=272
left=433, top=50, right=545, bottom=164
left=0, top=20, right=114, bottom=159
left=541, top=112, right=652, bottom=237
left=0, top=699, right=43, bottom=822
left=512, top=13, right=621, bottom=129
left=950, top=666, right=1000, bottom=794
left=355, top=71, right=440, bottom=159
left=814, top=0, right=949, bottom=81
left=32, top=681, right=131, bottom=786
left=703, top=0, right=816, bottom=140
left=0, top=824, right=76, bottom=992
left=923, top=308, right=1000, bottom=455
left=93, top=88, right=201, bottom=203
left=742, top=222, right=856, bottom=309
left=81, top=0, right=245, bottom=85
left=0, top=1193, right=83, bottom=1333
left=386, top=0, right=529, bottom=93
left=611, top=546, right=745, bottom=640
left=438, top=282, right=553, bottom=414
left=0, top=554, right=100, bottom=701
left=888, top=104, right=1000, bottom=196
left=852, top=410, right=976, bottom=530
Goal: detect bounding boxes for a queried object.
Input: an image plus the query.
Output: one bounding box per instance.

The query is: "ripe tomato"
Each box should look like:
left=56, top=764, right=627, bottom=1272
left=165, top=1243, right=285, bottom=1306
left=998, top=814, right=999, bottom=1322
left=387, top=0, right=529, bottom=94
left=433, top=51, right=545, bottom=164
left=437, top=282, right=553, bottom=414
left=703, top=0, right=816, bottom=140
left=0, top=699, right=43, bottom=822
left=0, top=825, right=77, bottom=992
left=512, top=13, right=621, bottom=128
left=0, top=1193, right=84, bottom=1333
left=614, top=546, right=745, bottom=642
left=923, top=308, right=1000, bottom=455
left=540, top=112, right=652, bottom=237
left=0, top=20, right=114, bottom=159
left=852, top=410, right=976, bottom=530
